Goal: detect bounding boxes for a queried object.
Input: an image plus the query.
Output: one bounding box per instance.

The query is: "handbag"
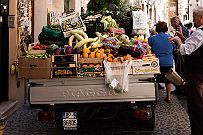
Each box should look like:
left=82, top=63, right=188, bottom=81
left=165, top=68, right=185, bottom=85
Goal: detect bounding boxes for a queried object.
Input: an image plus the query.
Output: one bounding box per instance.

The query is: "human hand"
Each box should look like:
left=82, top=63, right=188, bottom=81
left=175, top=31, right=186, bottom=42
left=175, top=25, right=181, bottom=32
left=175, top=31, right=183, bottom=37
left=168, top=36, right=182, bottom=47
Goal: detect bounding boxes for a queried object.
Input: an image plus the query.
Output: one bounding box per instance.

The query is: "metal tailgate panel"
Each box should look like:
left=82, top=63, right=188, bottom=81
left=28, top=75, right=154, bottom=86
left=29, top=83, right=156, bottom=104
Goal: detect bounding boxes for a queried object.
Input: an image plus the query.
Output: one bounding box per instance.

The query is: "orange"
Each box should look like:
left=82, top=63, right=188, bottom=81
left=107, top=57, right=113, bottom=62
left=89, top=52, right=95, bottom=58
left=83, top=48, right=90, bottom=53
left=96, top=52, right=101, bottom=58
left=94, top=48, right=99, bottom=52
left=124, top=54, right=130, bottom=61
left=89, top=64, right=94, bottom=67
left=82, top=64, right=88, bottom=68
left=95, top=64, right=101, bottom=67
left=83, top=53, right=89, bottom=58
left=99, top=48, right=105, bottom=53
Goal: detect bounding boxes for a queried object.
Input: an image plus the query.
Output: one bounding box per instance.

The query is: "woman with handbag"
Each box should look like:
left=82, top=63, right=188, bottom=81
left=148, top=21, right=176, bottom=103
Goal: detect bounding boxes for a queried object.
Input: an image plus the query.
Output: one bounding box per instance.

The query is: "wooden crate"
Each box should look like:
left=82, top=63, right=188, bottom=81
left=18, top=58, right=52, bottom=79
left=52, top=54, right=78, bottom=77
left=78, top=58, right=104, bottom=77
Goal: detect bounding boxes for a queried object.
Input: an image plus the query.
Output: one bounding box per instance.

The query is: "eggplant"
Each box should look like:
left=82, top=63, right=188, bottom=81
left=65, top=46, right=73, bottom=54
left=53, top=48, right=61, bottom=55
left=73, top=47, right=83, bottom=54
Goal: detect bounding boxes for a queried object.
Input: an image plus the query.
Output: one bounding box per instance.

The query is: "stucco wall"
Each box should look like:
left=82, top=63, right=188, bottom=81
left=34, top=0, right=48, bottom=42
left=47, top=0, right=64, bottom=12
left=9, top=0, right=25, bottom=104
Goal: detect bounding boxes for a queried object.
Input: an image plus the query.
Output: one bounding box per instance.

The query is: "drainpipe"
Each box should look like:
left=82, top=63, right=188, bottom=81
left=188, top=0, right=190, bottom=20
left=176, top=0, right=178, bottom=15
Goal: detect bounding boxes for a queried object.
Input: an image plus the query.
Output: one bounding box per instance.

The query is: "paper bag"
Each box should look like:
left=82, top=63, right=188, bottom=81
left=165, top=68, right=185, bottom=85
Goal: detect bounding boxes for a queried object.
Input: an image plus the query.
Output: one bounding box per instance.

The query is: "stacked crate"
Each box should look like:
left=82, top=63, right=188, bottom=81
left=52, top=54, right=78, bottom=77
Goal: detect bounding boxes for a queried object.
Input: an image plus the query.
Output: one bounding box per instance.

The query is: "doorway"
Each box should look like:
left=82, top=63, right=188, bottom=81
left=0, top=14, right=9, bottom=102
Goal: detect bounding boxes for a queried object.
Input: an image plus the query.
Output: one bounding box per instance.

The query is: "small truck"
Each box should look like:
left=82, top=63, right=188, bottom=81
left=27, top=74, right=157, bottom=130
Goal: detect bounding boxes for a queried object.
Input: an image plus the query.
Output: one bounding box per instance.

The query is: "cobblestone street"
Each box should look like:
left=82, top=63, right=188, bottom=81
left=3, top=90, right=190, bottom=135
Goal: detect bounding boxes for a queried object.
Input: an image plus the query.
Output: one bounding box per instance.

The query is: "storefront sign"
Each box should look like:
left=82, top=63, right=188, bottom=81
left=132, top=10, right=147, bottom=29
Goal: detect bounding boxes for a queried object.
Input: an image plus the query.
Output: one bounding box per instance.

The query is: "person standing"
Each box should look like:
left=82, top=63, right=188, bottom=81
left=171, top=16, right=189, bottom=42
left=170, top=16, right=190, bottom=95
left=169, top=6, right=203, bottom=135
left=148, top=21, right=176, bottom=103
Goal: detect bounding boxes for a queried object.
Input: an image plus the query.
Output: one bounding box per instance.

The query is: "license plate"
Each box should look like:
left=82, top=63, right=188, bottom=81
left=62, top=112, right=77, bottom=130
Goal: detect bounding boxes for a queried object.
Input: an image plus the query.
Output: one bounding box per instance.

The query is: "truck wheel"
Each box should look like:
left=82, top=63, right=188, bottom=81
left=145, top=107, right=155, bottom=130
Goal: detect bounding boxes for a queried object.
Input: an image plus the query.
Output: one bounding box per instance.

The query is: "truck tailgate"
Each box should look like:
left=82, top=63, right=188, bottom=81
left=28, top=75, right=157, bottom=104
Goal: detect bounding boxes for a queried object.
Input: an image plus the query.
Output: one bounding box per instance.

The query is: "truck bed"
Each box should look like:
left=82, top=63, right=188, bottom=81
left=28, top=75, right=157, bottom=105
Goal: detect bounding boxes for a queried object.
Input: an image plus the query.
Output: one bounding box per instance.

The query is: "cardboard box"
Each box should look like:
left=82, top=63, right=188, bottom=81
left=18, top=58, right=52, bottom=79
left=132, top=59, right=160, bottom=75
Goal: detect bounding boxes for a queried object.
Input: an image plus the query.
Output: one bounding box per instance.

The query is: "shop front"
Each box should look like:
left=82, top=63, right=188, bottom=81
left=0, top=0, right=28, bottom=120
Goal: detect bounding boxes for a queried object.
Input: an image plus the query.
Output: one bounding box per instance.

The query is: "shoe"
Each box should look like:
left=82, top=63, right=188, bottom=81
left=171, top=90, right=177, bottom=94
left=171, top=90, right=181, bottom=95
left=158, top=83, right=164, bottom=89
left=164, top=98, right=172, bottom=103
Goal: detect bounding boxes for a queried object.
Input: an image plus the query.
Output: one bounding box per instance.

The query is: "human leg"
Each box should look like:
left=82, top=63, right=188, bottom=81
left=165, top=83, right=172, bottom=103
left=186, top=74, right=203, bottom=135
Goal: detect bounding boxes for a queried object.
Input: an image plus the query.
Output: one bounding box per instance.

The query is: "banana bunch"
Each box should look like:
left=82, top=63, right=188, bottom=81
left=68, top=29, right=98, bottom=49
left=88, top=32, right=109, bottom=49
left=68, top=30, right=108, bottom=50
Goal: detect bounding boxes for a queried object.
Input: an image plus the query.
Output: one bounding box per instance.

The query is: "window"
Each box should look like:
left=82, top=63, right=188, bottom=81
left=64, top=0, right=69, bottom=13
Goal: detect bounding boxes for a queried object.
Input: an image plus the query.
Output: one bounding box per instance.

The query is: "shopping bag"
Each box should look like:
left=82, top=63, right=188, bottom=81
left=173, top=51, right=187, bottom=79
left=103, top=60, right=132, bottom=93
left=165, top=68, right=185, bottom=85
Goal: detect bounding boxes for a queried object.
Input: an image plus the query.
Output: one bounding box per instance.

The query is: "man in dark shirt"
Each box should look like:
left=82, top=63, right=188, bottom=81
left=170, top=16, right=189, bottom=95
left=169, top=6, right=203, bottom=135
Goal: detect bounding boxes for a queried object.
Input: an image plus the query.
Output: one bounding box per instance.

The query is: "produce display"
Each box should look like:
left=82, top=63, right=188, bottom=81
left=18, top=14, right=160, bottom=79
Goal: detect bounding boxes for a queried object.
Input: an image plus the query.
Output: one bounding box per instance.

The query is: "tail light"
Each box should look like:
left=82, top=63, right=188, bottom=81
left=38, top=111, right=53, bottom=121
left=132, top=108, right=152, bottom=121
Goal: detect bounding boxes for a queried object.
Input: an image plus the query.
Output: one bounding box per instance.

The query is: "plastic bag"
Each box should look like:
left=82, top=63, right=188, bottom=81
left=42, top=26, right=64, bottom=39
left=103, top=60, right=132, bottom=93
